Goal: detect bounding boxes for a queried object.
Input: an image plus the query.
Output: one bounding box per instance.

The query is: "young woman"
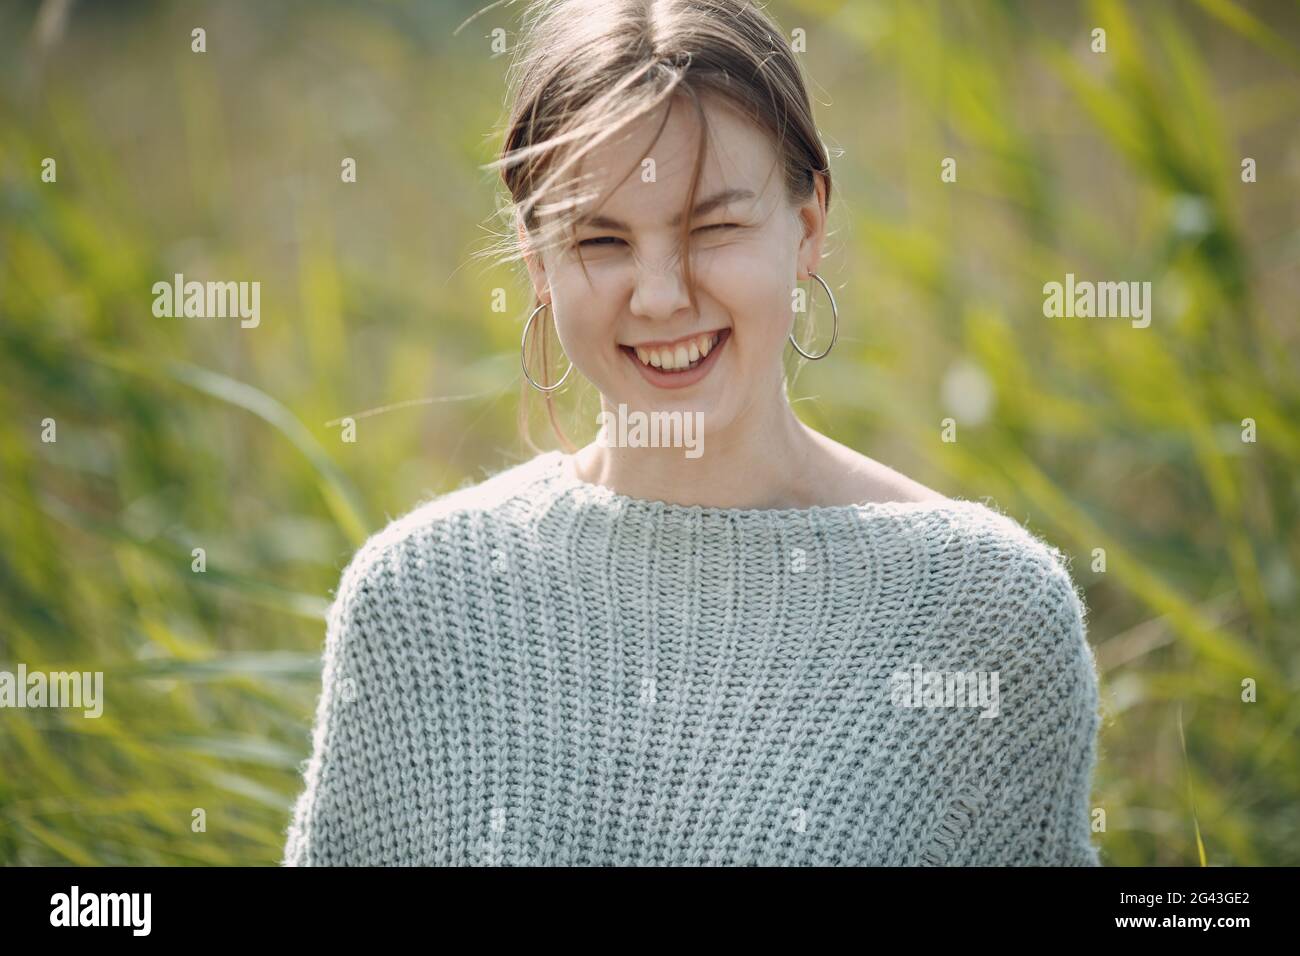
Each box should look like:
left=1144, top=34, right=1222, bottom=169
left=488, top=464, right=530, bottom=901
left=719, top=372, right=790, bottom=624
left=284, top=0, right=1103, bottom=866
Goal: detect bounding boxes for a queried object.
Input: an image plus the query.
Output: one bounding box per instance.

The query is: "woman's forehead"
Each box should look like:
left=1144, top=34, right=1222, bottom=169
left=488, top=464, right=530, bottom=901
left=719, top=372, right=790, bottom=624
left=562, top=98, right=782, bottom=225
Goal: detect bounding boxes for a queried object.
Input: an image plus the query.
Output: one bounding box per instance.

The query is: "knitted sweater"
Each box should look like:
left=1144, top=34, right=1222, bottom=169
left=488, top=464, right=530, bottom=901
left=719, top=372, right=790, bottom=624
left=282, top=450, right=1103, bottom=866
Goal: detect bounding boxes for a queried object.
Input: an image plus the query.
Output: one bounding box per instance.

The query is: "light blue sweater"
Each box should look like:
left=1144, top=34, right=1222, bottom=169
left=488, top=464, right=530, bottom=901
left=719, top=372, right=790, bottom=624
left=283, top=450, right=1103, bottom=865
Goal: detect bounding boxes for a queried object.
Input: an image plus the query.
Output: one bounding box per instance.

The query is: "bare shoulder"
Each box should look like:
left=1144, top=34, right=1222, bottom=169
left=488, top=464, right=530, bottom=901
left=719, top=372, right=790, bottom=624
left=811, top=432, right=950, bottom=506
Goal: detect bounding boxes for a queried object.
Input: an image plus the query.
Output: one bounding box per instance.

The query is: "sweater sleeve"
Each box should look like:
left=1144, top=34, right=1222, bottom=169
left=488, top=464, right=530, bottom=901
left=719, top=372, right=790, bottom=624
left=958, top=552, right=1104, bottom=866
left=282, top=539, right=393, bottom=866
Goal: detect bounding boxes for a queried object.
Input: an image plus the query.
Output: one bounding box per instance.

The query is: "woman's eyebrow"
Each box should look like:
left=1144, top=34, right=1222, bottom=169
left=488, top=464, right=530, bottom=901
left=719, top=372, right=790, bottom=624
left=577, top=188, right=756, bottom=231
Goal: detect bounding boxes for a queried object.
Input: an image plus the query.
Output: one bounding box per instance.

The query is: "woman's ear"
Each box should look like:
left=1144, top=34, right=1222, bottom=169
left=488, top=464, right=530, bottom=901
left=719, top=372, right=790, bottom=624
left=795, top=171, right=827, bottom=281
left=518, top=217, right=550, bottom=303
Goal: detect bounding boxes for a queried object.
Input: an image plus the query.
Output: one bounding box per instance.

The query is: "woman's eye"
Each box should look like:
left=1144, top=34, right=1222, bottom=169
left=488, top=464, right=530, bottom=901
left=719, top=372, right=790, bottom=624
left=694, top=223, right=738, bottom=234
left=576, top=225, right=737, bottom=249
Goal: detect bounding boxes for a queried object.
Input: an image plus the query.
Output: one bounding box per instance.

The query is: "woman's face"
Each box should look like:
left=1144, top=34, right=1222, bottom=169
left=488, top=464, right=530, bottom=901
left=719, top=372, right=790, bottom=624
left=523, top=92, right=826, bottom=434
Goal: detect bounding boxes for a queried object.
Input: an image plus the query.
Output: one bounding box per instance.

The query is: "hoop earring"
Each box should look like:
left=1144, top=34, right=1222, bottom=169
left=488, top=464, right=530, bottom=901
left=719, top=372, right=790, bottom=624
left=520, top=300, right=573, bottom=392
left=789, top=271, right=838, bottom=361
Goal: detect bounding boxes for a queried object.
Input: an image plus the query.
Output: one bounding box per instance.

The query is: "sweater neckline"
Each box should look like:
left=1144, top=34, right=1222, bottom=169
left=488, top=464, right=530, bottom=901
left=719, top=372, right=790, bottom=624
left=537, top=450, right=976, bottom=520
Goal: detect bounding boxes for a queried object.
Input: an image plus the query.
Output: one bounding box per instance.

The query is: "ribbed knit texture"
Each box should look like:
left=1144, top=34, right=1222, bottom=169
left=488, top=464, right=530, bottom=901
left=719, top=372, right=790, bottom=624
left=282, top=450, right=1103, bottom=866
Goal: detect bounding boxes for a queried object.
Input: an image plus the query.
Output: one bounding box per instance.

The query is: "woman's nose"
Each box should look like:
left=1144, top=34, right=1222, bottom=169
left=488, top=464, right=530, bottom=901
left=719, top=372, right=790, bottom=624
left=629, top=254, right=693, bottom=321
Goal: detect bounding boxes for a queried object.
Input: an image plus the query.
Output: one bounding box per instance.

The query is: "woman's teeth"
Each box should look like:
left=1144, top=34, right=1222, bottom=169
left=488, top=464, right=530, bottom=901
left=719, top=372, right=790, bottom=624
left=633, top=332, right=721, bottom=372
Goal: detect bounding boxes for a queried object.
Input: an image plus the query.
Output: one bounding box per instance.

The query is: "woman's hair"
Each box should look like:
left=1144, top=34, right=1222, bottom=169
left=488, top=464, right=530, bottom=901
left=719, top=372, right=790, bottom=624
left=481, top=0, right=831, bottom=452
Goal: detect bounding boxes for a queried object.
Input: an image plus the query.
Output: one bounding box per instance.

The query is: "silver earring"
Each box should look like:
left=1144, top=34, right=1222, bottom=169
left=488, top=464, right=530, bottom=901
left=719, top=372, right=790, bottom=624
left=520, top=300, right=574, bottom=392
left=789, top=271, right=838, bottom=360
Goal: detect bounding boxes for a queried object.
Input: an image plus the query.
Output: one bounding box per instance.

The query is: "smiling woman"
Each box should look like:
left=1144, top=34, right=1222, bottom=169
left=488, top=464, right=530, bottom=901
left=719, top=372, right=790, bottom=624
left=504, top=51, right=837, bottom=497
left=282, top=0, right=1104, bottom=868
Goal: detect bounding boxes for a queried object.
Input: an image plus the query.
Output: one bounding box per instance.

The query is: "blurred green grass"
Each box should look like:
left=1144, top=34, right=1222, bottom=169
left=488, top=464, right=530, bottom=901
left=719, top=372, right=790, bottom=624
left=1, top=0, right=1297, bottom=865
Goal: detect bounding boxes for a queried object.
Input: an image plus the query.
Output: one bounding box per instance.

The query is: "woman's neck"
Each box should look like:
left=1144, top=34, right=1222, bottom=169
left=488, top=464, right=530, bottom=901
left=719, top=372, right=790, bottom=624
left=567, top=395, right=830, bottom=510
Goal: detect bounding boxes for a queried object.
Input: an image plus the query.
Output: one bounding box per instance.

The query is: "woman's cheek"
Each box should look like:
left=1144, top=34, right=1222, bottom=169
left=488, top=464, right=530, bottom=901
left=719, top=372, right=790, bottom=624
left=704, top=243, right=791, bottom=336
left=550, top=297, right=602, bottom=369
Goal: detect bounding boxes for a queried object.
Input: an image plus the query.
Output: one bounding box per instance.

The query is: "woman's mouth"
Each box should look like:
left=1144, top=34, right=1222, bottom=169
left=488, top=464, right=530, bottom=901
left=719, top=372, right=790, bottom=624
left=619, top=328, right=731, bottom=390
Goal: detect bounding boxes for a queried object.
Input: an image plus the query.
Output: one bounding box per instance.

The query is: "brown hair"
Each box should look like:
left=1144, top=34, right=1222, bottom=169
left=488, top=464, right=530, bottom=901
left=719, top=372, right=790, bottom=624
left=480, top=0, right=831, bottom=453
